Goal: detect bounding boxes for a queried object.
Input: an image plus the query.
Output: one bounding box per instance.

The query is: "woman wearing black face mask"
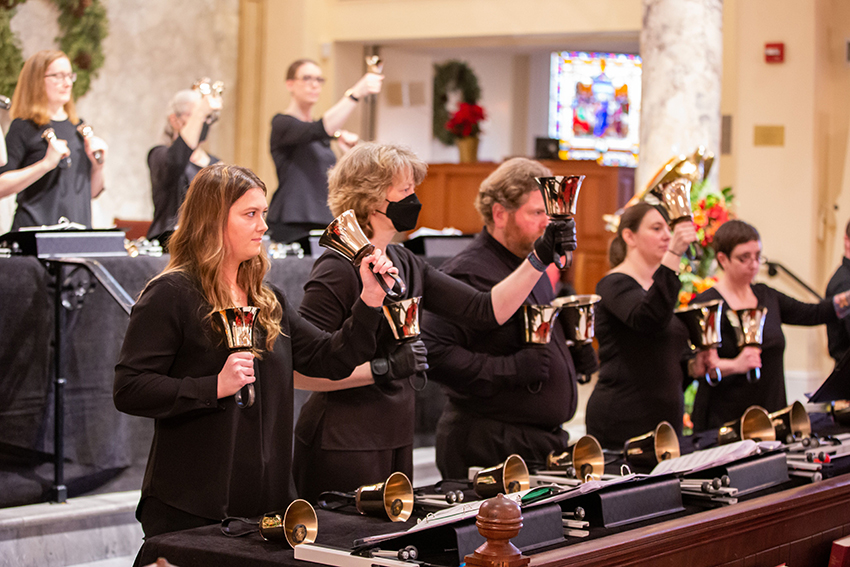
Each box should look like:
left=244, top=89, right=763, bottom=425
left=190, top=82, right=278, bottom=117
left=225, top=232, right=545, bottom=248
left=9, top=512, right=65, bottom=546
left=292, top=142, right=576, bottom=503
left=147, top=88, right=221, bottom=243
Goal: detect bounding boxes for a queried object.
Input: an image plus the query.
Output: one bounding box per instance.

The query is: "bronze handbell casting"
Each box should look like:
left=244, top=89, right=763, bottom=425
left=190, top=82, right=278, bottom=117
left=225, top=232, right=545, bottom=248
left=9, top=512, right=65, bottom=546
left=648, top=177, right=701, bottom=260
left=769, top=401, right=811, bottom=444
left=727, top=307, right=767, bottom=384
left=259, top=499, right=318, bottom=547
left=547, top=435, right=605, bottom=482
left=624, top=421, right=680, bottom=471
left=365, top=55, right=384, bottom=74
left=675, top=299, right=723, bottom=386
left=382, top=296, right=427, bottom=391
left=552, top=294, right=602, bottom=384
left=319, top=209, right=406, bottom=298
left=217, top=306, right=259, bottom=409
left=473, top=454, right=530, bottom=498
left=355, top=472, right=414, bottom=522
left=534, top=175, right=585, bottom=269
left=717, top=405, right=776, bottom=445
left=75, top=122, right=103, bottom=164
left=521, top=304, right=561, bottom=345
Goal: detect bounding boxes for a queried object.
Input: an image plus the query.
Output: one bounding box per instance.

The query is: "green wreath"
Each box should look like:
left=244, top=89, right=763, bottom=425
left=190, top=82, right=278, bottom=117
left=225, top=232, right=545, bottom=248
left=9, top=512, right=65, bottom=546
left=0, top=0, right=107, bottom=100
left=433, top=60, right=481, bottom=145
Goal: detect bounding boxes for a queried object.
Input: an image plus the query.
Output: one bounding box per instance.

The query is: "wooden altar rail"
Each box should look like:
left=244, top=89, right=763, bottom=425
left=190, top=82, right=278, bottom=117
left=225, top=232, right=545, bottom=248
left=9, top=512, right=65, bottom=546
left=414, top=161, right=634, bottom=294
left=531, top=474, right=850, bottom=567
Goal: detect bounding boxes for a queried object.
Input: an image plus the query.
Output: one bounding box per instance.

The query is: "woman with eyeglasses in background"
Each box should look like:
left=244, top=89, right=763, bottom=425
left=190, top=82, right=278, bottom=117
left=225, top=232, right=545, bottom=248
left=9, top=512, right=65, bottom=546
left=691, top=219, right=850, bottom=432
left=266, top=59, right=383, bottom=252
left=0, top=50, right=107, bottom=230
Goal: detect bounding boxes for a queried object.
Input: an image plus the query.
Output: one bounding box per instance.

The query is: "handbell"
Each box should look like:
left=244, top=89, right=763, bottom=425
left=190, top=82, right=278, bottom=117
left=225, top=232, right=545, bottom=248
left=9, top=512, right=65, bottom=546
left=0, top=95, right=10, bottom=110
left=546, top=435, right=604, bottom=482
left=769, top=401, right=811, bottom=444
left=382, top=296, right=421, bottom=342
left=473, top=454, right=530, bottom=498
left=75, top=122, right=103, bottom=164
left=717, top=405, right=776, bottom=445
left=675, top=299, right=723, bottom=386
left=552, top=294, right=601, bottom=345
left=534, top=175, right=585, bottom=269
left=41, top=128, right=71, bottom=168
left=623, top=421, right=680, bottom=471
left=319, top=209, right=405, bottom=298
left=217, top=306, right=259, bottom=409
left=727, top=307, right=767, bottom=384
left=355, top=472, right=414, bottom=522
left=522, top=304, right=561, bottom=344
left=365, top=55, right=383, bottom=74
left=648, top=178, right=693, bottom=226
left=259, top=499, right=318, bottom=548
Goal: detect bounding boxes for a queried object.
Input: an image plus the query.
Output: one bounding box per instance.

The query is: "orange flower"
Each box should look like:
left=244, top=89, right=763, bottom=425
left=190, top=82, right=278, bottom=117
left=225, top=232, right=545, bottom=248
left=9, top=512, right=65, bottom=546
left=678, top=290, right=696, bottom=307
left=694, top=276, right=718, bottom=294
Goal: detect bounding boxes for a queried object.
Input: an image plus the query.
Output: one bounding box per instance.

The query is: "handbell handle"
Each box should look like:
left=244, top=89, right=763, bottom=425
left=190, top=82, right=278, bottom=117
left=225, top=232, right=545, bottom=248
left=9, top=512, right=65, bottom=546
left=705, top=367, right=722, bottom=387
left=747, top=367, right=761, bottom=384
left=371, top=266, right=405, bottom=298
left=554, top=247, right=572, bottom=270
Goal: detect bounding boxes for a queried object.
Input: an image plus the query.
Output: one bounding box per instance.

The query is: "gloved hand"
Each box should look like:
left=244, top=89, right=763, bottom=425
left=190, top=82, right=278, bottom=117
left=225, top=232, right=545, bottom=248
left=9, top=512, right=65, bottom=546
left=371, top=339, right=429, bottom=386
left=532, top=218, right=577, bottom=269
left=570, top=342, right=599, bottom=383
left=508, top=346, right=551, bottom=388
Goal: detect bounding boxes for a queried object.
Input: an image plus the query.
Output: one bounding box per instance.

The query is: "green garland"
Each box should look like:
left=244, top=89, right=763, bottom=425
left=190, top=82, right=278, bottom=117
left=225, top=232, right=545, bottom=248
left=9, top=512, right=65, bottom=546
left=0, top=0, right=107, bottom=100
left=433, top=60, right=481, bottom=145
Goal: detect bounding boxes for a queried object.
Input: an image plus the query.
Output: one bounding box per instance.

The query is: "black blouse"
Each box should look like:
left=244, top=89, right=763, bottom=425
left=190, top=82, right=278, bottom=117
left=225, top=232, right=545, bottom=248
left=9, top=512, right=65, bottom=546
left=586, top=266, right=690, bottom=449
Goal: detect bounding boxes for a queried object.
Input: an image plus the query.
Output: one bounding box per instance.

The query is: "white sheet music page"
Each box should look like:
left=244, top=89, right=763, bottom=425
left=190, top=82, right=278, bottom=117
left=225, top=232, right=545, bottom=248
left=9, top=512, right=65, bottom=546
left=649, top=440, right=759, bottom=475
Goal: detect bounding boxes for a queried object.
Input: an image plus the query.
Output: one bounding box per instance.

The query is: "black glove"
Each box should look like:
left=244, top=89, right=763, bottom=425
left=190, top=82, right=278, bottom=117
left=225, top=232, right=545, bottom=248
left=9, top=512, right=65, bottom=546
left=507, top=346, right=551, bottom=388
left=533, top=218, right=577, bottom=268
left=371, top=340, right=429, bottom=386
left=570, top=342, right=599, bottom=381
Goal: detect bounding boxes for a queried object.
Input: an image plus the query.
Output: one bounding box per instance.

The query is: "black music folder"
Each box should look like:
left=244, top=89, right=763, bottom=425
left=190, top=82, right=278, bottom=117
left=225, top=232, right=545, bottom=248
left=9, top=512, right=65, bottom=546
left=809, top=348, right=850, bottom=403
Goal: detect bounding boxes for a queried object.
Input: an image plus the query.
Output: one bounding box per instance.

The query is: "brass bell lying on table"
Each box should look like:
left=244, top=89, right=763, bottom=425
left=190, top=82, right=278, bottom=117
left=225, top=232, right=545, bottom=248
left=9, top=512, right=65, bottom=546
left=717, top=405, right=776, bottom=445
left=624, top=421, right=680, bottom=470
left=259, top=499, right=318, bottom=548
left=355, top=471, right=414, bottom=522
left=769, top=401, right=811, bottom=444
left=547, top=435, right=604, bottom=482
left=473, top=454, right=530, bottom=498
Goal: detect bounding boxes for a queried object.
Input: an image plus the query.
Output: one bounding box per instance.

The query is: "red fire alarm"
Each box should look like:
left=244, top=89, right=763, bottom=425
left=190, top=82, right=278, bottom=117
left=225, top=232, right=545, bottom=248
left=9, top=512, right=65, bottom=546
left=765, top=43, right=784, bottom=63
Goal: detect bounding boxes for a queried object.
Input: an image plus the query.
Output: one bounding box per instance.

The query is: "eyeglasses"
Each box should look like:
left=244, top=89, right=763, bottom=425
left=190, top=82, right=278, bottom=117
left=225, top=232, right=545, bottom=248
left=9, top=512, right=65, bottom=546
left=45, top=72, right=77, bottom=84
left=295, top=75, right=326, bottom=85
left=732, top=252, right=766, bottom=265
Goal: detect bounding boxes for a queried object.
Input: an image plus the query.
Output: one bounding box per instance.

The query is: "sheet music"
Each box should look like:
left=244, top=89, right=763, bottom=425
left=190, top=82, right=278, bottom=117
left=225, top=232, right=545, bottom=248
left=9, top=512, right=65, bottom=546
left=649, top=440, right=764, bottom=475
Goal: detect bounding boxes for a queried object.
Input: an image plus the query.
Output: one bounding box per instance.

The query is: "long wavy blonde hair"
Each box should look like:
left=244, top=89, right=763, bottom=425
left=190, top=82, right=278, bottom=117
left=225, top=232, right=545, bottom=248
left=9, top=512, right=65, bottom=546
left=160, top=163, right=282, bottom=351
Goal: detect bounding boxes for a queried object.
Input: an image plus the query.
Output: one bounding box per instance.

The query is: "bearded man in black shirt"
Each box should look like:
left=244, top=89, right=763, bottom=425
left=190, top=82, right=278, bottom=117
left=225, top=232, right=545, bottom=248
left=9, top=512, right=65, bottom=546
left=422, top=158, right=596, bottom=479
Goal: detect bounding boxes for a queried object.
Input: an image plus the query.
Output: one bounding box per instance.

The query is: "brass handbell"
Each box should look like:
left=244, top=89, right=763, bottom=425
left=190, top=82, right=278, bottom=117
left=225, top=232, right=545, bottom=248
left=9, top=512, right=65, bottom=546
left=319, top=209, right=405, bottom=298
left=382, top=296, right=421, bottom=342
left=473, top=454, right=530, bottom=498
left=259, top=499, right=318, bottom=547
left=0, top=95, right=10, bottom=110
left=365, top=55, right=383, bottom=74
left=727, top=307, right=767, bottom=384
left=648, top=178, right=693, bottom=226
left=192, top=77, right=224, bottom=124
left=552, top=294, right=601, bottom=345
left=624, top=421, right=680, bottom=471
left=522, top=304, right=561, bottom=345
left=355, top=472, right=414, bottom=522
left=75, top=122, right=103, bottom=164
left=769, top=401, right=811, bottom=444
left=717, top=405, right=776, bottom=445
left=675, top=299, right=723, bottom=386
left=534, top=175, right=585, bottom=269
left=546, top=435, right=604, bottom=482
left=217, top=306, right=259, bottom=409
left=41, top=128, right=71, bottom=168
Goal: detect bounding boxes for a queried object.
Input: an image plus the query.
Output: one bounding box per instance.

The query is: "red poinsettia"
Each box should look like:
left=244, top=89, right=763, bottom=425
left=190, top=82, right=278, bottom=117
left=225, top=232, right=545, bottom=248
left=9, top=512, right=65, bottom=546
left=445, top=103, right=486, bottom=138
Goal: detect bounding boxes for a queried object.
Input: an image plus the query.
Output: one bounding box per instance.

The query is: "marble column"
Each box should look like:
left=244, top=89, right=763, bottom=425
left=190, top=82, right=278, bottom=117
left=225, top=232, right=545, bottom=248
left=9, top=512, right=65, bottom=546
left=637, top=0, right=723, bottom=194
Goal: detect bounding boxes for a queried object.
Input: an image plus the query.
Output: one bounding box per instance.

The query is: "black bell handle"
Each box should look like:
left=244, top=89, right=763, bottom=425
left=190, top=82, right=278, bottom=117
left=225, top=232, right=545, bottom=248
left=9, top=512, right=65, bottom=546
left=369, top=265, right=405, bottom=298
left=747, top=367, right=761, bottom=384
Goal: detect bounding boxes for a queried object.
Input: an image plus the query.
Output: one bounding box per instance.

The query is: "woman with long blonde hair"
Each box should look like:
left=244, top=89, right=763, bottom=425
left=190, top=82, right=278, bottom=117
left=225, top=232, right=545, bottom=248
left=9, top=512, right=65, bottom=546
left=114, top=163, right=396, bottom=540
left=0, top=49, right=107, bottom=229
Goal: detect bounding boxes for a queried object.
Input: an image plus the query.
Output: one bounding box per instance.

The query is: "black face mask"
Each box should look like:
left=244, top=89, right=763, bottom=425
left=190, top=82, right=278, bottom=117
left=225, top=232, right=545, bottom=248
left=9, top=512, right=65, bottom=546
left=383, top=193, right=422, bottom=232
left=199, top=121, right=211, bottom=143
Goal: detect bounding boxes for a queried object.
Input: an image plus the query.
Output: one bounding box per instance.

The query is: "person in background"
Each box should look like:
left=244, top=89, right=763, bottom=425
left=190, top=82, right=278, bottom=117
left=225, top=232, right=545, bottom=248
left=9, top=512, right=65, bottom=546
left=691, top=220, right=850, bottom=432
left=146, top=88, right=221, bottom=242
left=423, top=157, right=594, bottom=479
left=0, top=50, right=107, bottom=229
left=292, top=144, right=575, bottom=503
left=266, top=58, right=383, bottom=251
left=114, top=163, right=396, bottom=540
left=586, top=203, right=700, bottom=449
left=826, top=218, right=850, bottom=364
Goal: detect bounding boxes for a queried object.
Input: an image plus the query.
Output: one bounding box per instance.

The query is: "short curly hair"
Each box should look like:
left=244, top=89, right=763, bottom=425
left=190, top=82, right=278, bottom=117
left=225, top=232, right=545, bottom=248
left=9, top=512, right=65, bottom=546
left=327, top=143, right=428, bottom=237
left=474, top=158, right=552, bottom=227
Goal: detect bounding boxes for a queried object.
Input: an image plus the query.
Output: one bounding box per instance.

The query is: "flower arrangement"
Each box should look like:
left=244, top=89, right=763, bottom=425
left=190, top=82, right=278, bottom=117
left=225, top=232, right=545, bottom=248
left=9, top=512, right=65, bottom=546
left=677, top=182, right=735, bottom=306
left=445, top=102, right=486, bottom=139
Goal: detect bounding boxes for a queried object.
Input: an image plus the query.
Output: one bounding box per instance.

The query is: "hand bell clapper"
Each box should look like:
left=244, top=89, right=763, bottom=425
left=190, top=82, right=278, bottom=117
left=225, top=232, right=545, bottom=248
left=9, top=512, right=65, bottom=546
left=218, top=306, right=259, bottom=409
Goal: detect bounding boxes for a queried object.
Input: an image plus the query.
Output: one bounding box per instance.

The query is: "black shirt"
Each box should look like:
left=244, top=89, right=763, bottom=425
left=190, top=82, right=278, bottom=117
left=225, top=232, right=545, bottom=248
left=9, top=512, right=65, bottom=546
left=691, top=283, right=836, bottom=431
left=146, top=136, right=219, bottom=240
left=113, top=271, right=381, bottom=521
left=422, top=229, right=579, bottom=428
left=266, top=115, right=336, bottom=241
left=826, top=257, right=850, bottom=363
left=1, top=118, right=92, bottom=229
left=586, top=266, right=689, bottom=449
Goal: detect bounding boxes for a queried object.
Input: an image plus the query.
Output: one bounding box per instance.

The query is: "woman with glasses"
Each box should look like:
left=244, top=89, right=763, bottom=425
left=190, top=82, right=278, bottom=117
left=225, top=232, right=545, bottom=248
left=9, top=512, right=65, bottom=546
left=0, top=50, right=107, bottom=230
left=266, top=59, right=383, bottom=251
left=691, top=219, right=850, bottom=432
left=146, top=87, right=222, bottom=242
